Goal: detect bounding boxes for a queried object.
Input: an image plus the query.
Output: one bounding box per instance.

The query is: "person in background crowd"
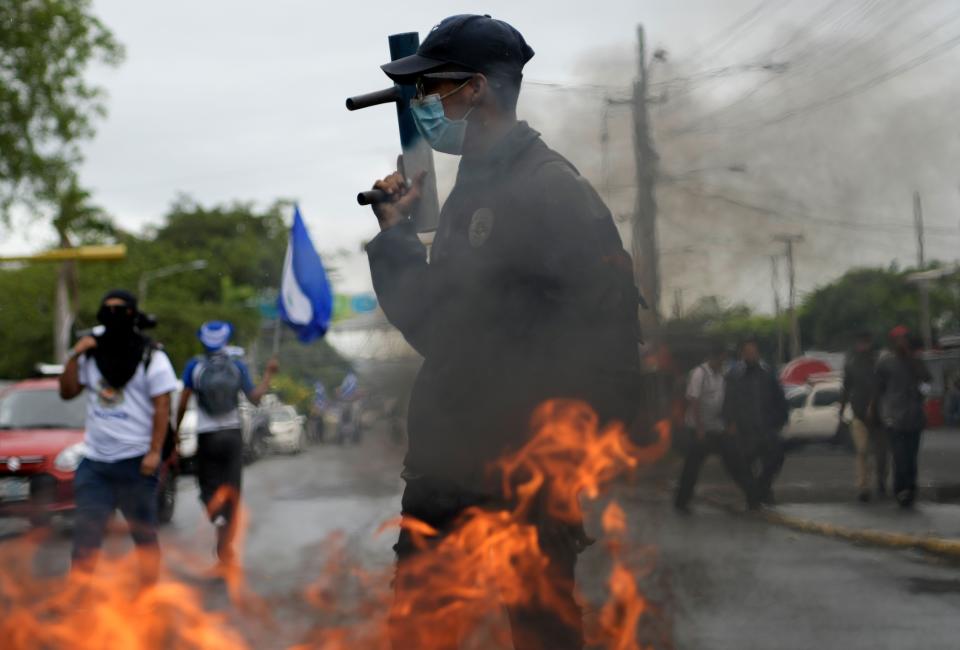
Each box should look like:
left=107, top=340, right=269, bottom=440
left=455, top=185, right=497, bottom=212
left=722, top=338, right=789, bottom=506
left=840, top=331, right=887, bottom=502
left=59, top=290, right=178, bottom=585
left=943, top=375, right=960, bottom=427
left=335, top=372, right=363, bottom=445
left=674, top=342, right=755, bottom=512
left=175, top=321, right=278, bottom=566
left=873, top=326, right=931, bottom=508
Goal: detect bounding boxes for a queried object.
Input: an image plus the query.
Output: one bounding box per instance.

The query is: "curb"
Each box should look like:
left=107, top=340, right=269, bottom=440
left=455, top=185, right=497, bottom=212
left=706, top=497, right=960, bottom=561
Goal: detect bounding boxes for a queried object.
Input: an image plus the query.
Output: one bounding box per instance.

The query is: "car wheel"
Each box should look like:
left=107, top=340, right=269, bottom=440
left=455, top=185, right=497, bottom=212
left=293, top=430, right=307, bottom=455
left=157, top=476, right=177, bottom=525
left=252, top=429, right=271, bottom=460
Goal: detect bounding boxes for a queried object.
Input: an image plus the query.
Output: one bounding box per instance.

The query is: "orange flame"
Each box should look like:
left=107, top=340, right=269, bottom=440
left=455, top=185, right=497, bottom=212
left=0, top=401, right=670, bottom=650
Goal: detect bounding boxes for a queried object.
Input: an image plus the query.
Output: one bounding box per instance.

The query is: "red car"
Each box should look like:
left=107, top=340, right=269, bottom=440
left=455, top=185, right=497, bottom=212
left=0, top=378, right=177, bottom=526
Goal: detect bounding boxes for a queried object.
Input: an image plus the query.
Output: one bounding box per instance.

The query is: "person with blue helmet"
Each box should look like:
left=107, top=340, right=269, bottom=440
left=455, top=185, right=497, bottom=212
left=174, top=321, right=278, bottom=566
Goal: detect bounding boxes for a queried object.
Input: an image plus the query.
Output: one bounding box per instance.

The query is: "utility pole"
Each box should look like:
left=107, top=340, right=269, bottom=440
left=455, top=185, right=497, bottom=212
left=914, top=190, right=925, bottom=268
left=915, top=190, right=932, bottom=349
left=631, top=24, right=661, bottom=338
left=774, top=234, right=804, bottom=359
left=770, top=255, right=784, bottom=365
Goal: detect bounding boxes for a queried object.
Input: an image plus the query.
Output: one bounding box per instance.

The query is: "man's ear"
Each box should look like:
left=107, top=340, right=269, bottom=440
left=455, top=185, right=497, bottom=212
left=468, top=74, right=489, bottom=106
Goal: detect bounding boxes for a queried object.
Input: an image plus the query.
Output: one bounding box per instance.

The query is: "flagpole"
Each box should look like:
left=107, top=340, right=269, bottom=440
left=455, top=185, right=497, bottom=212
left=272, top=313, right=282, bottom=357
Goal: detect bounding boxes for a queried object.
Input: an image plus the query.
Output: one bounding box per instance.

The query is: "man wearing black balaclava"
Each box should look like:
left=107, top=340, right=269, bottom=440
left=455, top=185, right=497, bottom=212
left=59, top=290, right=178, bottom=583
left=365, top=15, right=643, bottom=650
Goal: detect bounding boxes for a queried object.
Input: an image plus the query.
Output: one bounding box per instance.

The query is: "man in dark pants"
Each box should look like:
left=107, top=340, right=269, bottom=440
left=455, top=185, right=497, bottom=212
left=675, top=343, right=755, bottom=512
left=59, top=290, right=178, bottom=585
left=366, top=14, right=643, bottom=650
left=874, top=326, right=930, bottom=508
left=722, top=339, right=789, bottom=506
left=175, top=321, right=277, bottom=566
left=840, top=331, right=886, bottom=502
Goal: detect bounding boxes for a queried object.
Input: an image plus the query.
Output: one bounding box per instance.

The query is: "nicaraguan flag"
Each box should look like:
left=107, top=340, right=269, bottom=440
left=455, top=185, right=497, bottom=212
left=278, top=205, right=333, bottom=343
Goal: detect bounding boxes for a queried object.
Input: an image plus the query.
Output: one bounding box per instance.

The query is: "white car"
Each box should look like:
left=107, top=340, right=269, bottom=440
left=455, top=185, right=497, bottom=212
left=266, top=405, right=308, bottom=454
left=783, top=379, right=849, bottom=442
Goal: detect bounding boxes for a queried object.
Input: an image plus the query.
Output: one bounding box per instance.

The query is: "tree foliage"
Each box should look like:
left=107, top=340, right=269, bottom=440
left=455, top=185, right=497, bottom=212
left=0, top=0, right=123, bottom=221
left=666, top=265, right=960, bottom=367
left=799, top=266, right=958, bottom=350
left=0, top=199, right=349, bottom=385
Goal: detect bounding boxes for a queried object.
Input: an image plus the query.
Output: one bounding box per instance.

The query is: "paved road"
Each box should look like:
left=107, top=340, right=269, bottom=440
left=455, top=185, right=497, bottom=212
left=2, top=429, right=959, bottom=649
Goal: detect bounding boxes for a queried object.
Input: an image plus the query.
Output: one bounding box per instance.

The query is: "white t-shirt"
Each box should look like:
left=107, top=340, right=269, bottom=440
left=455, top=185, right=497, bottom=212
left=78, top=350, right=179, bottom=462
left=685, top=363, right=726, bottom=432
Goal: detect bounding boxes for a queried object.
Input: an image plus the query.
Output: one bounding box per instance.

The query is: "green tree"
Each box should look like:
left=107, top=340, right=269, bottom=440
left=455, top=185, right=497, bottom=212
left=0, top=0, right=123, bottom=220
left=799, top=266, right=957, bottom=350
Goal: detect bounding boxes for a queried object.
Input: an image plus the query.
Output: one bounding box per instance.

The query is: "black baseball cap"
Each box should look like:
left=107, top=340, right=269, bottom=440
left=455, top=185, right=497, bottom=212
left=381, top=14, right=535, bottom=84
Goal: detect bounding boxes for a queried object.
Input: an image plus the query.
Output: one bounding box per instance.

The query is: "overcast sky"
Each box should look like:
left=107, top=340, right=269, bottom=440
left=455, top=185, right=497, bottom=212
left=4, top=0, right=959, bottom=307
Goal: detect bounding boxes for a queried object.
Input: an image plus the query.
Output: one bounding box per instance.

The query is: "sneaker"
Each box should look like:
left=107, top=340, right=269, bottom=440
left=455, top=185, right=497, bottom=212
left=858, top=491, right=871, bottom=503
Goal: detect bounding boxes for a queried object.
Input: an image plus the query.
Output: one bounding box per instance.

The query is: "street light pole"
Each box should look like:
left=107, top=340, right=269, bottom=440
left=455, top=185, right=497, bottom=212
left=138, top=259, right=208, bottom=309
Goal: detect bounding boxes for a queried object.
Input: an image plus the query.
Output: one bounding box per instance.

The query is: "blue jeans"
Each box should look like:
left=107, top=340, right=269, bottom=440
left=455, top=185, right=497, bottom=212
left=72, top=456, right=159, bottom=564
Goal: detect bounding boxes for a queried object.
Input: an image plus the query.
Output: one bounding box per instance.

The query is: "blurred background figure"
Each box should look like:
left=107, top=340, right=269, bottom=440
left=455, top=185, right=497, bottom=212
left=723, top=337, right=789, bottom=506
left=674, top=341, right=755, bottom=513
left=334, top=372, right=362, bottom=446
left=841, top=331, right=886, bottom=502
left=874, top=326, right=931, bottom=508
left=175, top=320, right=278, bottom=567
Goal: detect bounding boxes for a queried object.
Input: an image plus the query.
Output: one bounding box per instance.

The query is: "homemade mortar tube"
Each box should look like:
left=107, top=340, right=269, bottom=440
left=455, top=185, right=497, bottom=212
left=357, top=189, right=390, bottom=206
left=346, top=87, right=400, bottom=111
left=345, top=31, right=440, bottom=232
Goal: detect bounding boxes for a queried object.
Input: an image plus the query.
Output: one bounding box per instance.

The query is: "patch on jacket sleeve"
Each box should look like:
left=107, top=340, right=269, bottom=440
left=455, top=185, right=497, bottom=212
left=468, top=208, right=495, bottom=247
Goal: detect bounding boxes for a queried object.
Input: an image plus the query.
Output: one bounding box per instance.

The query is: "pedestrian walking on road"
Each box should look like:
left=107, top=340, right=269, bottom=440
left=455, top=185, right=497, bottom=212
left=840, top=332, right=887, bottom=502
left=874, top=326, right=931, bottom=508
left=59, top=290, right=178, bottom=585
left=674, top=342, right=755, bottom=512
left=722, top=338, right=789, bottom=506
left=365, top=14, right=644, bottom=650
left=175, top=321, right=278, bottom=566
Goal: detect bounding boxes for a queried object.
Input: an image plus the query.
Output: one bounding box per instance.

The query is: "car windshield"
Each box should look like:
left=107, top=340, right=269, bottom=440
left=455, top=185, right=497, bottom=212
left=0, top=388, right=86, bottom=430
left=271, top=408, right=295, bottom=423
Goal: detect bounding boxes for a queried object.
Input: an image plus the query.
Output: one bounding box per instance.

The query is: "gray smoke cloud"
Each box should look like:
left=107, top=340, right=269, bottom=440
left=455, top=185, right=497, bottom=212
left=518, top=0, right=960, bottom=315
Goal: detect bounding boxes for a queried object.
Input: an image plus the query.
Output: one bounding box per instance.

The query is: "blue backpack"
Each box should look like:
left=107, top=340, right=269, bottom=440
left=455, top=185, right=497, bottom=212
left=194, top=353, right=242, bottom=416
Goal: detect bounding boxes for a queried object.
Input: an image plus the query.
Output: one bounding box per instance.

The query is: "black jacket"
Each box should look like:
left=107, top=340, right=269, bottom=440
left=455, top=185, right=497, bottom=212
left=722, top=363, right=789, bottom=441
left=842, top=349, right=877, bottom=421
left=366, top=122, right=641, bottom=493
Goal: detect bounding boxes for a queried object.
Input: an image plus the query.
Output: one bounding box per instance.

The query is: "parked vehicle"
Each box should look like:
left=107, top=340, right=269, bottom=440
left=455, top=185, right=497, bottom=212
left=265, top=405, right=308, bottom=454
left=0, top=377, right=179, bottom=525
left=240, top=399, right=272, bottom=463
left=783, top=376, right=850, bottom=446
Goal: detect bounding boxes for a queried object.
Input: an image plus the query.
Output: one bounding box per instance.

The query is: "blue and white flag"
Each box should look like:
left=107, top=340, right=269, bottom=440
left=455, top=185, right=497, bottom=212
left=277, top=205, right=333, bottom=343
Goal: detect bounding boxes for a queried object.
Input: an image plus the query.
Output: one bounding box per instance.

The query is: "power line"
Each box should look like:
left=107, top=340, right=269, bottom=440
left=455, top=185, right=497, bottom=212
left=752, top=30, right=960, bottom=128
left=686, top=0, right=784, bottom=66
left=666, top=0, right=928, bottom=136
left=666, top=180, right=960, bottom=237
left=670, top=7, right=960, bottom=136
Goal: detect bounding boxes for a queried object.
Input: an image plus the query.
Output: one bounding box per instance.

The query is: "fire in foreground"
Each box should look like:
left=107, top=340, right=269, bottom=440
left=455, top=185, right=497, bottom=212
left=0, top=399, right=669, bottom=650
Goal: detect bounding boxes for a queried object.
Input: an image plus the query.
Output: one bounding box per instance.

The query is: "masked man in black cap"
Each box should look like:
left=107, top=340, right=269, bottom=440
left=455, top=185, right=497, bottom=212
left=59, top=290, right=178, bottom=584
left=366, top=14, right=643, bottom=650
